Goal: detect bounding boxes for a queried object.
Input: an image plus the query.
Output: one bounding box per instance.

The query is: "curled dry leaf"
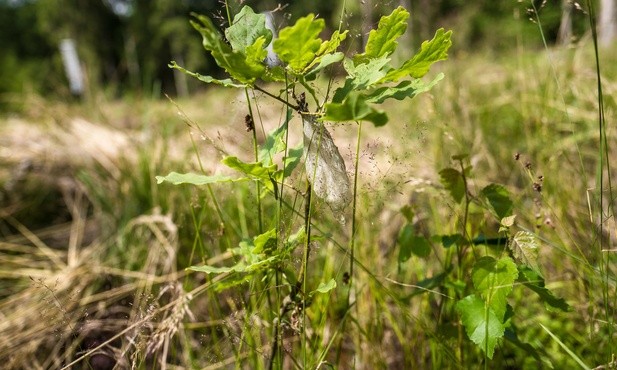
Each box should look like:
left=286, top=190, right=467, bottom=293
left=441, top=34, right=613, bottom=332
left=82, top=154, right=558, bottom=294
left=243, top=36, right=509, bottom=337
left=301, top=113, right=350, bottom=221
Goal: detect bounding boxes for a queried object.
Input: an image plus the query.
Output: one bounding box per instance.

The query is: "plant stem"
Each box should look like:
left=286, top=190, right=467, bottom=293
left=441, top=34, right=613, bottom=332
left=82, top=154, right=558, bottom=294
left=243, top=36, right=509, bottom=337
left=245, top=88, right=263, bottom=233
left=347, top=121, right=362, bottom=303
left=254, top=84, right=300, bottom=111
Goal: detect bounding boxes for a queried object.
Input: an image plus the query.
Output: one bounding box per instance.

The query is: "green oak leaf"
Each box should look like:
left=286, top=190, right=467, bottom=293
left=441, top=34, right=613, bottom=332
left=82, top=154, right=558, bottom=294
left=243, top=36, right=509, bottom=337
left=382, top=28, right=452, bottom=81
left=273, top=14, right=324, bottom=72
left=305, top=52, right=345, bottom=81
left=245, top=36, right=269, bottom=66
left=316, top=30, right=348, bottom=56
left=323, top=92, right=388, bottom=126
left=354, top=6, right=409, bottom=64
left=169, top=61, right=246, bottom=88
left=364, top=73, right=444, bottom=104
left=190, top=13, right=265, bottom=84
left=225, top=6, right=272, bottom=53
left=472, top=256, right=518, bottom=321
left=456, top=294, right=505, bottom=359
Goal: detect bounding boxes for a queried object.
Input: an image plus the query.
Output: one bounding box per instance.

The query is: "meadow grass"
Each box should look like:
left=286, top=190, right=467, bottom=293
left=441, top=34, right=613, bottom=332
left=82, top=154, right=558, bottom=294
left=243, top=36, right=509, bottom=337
left=1, top=39, right=616, bottom=369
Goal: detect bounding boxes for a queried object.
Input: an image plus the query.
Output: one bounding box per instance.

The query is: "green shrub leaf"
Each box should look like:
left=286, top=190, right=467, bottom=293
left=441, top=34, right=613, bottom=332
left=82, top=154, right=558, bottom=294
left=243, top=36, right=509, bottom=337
left=354, top=6, right=409, bottom=64
left=481, top=183, right=513, bottom=220
left=258, top=115, right=291, bottom=166
left=252, top=228, right=277, bottom=254
left=439, top=168, right=465, bottom=203
left=472, top=256, right=518, bottom=321
left=509, top=231, right=540, bottom=271
left=273, top=14, right=324, bottom=72
left=398, top=224, right=432, bottom=262
left=456, top=294, right=505, bottom=359
left=225, top=6, right=272, bottom=53
left=518, top=266, right=572, bottom=312
left=222, top=156, right=279, bottom=193
left=222, top=156, right=277, bottom=180
left=314, top=279, right=337, bottom=294
left=383, top=28, right=452, bottom=81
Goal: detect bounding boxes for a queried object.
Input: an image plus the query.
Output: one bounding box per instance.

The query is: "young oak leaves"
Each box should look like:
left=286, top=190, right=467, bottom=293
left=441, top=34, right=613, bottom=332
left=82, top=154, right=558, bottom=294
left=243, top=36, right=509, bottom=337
left=324, top=7, right=452, bottom=126
left=158, top=6, right=451, bottom=297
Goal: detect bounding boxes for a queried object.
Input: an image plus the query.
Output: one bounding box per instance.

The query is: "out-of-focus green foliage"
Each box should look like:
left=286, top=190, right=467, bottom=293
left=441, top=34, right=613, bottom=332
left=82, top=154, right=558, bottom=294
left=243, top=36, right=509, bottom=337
left=0, top=0, right=593, bottom=109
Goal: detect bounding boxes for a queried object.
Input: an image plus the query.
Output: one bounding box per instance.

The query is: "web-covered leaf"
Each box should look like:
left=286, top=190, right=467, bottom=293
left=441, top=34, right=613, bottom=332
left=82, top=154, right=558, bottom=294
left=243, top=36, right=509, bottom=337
left=509, top=231, right=540, bottom=271
left=302, top=114, right=351, bottom=216
left=354, top=6, right=409, bottom=65
left=456, top=294, right=505, bottom=359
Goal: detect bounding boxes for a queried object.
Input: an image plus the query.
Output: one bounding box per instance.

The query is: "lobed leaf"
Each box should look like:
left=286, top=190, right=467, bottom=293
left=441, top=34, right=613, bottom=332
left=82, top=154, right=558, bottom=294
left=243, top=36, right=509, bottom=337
left=364, top=73, right=444, bottom=104
left=354, top=6, right=409, bottom=64
left=225, top=6, right=272, bottom=53
left=305, top=52, right=345, bottom=81
left=323, top=92, right=388, bottom=126
left=273, top=14, right=324, bottom=72
left=383, top=28, right=452, bottom=82
left=456, top=294, right=505, bottom=359
left=190, top=13, right=265, bottom=84
left=169, top=61, right=246, bottom=88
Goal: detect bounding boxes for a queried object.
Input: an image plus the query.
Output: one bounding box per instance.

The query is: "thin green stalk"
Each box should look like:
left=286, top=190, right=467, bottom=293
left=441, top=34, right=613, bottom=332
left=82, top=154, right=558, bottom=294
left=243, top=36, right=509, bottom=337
left=586, top=0, right=615, bottom=360
left=244, top=88, right=264, bottom=233
left=347, top=120, right=362, bottom=302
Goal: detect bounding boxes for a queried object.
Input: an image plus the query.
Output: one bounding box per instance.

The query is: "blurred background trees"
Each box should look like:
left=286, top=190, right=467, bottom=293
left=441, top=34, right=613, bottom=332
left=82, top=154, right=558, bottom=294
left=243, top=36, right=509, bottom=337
left=0, top=0, right=612, bottom=108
